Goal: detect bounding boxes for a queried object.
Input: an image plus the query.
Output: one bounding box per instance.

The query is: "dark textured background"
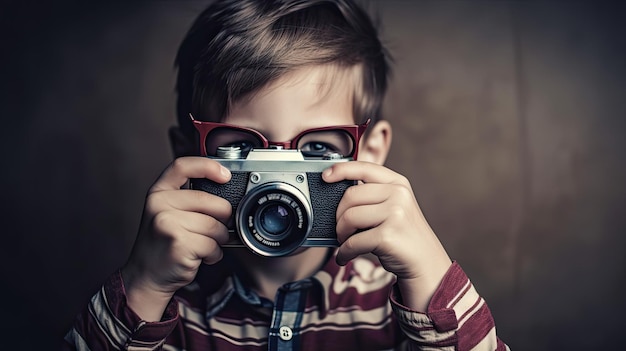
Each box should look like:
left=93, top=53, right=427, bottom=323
left=1, top=1, right=625, bottom=349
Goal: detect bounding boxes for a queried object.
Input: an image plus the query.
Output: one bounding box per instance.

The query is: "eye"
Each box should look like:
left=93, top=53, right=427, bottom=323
left=296, top=130, right=354, bottom=158
left=300, top=141, right=339, bottom=157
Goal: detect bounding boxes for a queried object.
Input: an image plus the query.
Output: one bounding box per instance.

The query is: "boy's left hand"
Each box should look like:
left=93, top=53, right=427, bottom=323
left=322, top=161, right=452, bottom=312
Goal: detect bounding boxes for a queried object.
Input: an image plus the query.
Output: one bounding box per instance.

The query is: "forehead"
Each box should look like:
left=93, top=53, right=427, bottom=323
left=224, top=65, right=360, bottom=140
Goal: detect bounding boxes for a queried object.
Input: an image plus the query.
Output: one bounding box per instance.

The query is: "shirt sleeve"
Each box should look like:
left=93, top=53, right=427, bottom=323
left=390, top=262, right=509, bottom=351
left=62, top=270, right=179, bottom=351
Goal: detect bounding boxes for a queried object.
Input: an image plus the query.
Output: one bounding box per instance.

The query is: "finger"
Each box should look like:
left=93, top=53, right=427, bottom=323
left=323, top=161, right=409, bottom=186
left=187, top=229, right=226, bottom=266
left=146, top=189, right=233, bottom=224
left=335, top=203, right=386, bottom=242
left=178, top=229, right=226, bottom=267
left=178, top=226, right=227, bottom=266
left=154, top=209, right=231, bottom=245
left=151, top=157, right=231, bottom=192
left=153, top=210, right=229, bottom=266
left=176, top=210, right=231, bottom=245
left=336, top=227, right=381, bottom=266
left=335, top=183, right=390, bottom=221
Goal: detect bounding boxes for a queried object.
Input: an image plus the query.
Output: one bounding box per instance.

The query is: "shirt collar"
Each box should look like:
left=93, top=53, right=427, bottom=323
left=204, top=249, right=350, bottom=319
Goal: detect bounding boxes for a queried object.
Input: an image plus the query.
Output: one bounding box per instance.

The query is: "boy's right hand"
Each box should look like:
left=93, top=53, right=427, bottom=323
left=121, top=156, right=232, bottom=321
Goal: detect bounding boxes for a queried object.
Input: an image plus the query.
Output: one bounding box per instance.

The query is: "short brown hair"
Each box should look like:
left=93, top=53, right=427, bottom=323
left=175, top=0, right=390, bottom=135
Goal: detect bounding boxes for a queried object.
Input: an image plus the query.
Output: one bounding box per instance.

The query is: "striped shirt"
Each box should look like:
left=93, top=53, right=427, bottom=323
left=63, top=254, right=508, bottom=351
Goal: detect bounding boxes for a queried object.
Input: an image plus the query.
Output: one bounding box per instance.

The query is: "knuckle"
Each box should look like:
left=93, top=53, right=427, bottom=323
left=204, top=237, right=219, bottom=251
left=397, top=174, right=411, bottom=187
left=148, top=181, right=165, bottom=194
left=392, top=184, right=414, bottom=202
left=387, top=204, right=408, bottom=222
left=170, top=157, right=186, bottom=171
left=205, top=240, right=224, bottom=261
left=152, top=211, right=179, bottom=235
left=177, top=259, right=199, bottom=275
left=200, top=216, right=228, bottom=242
left=203, top=253, right=222, bottom=266
left=204, top=217, right=221, bottom=235
left=342, top=207, right=358, bottom=226
left=144, top=192, right=164, bottom=214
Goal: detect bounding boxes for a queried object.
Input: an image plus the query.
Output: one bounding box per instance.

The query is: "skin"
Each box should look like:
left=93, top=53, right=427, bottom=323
left=122, top=65, right=452, bottom=322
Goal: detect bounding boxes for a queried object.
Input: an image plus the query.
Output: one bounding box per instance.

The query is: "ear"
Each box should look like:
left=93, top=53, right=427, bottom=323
left=356, top=120, right=392, bottom=165
left=168, top=126, right=196, bottom=158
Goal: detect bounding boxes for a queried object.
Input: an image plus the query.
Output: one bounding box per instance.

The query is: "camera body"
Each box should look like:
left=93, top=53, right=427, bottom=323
left=191, top=148, right=355, bottom=257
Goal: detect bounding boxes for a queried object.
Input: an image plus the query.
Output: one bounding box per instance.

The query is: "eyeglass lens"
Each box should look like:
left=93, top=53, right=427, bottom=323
left=204, top=127, right=355, bottom=158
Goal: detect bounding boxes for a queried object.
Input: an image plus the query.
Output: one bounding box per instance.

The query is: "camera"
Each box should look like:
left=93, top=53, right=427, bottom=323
left=191, top=147, right=356, bottom=257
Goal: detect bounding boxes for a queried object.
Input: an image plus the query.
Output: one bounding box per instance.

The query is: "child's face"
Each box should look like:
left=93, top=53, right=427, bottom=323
left=223, top=66, right=356, bottom=149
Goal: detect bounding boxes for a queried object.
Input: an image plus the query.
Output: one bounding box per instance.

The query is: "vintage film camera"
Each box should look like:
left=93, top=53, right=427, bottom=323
left=191, top=147, right=355, bottom=257
left=191, top=147, right=355, bottom=256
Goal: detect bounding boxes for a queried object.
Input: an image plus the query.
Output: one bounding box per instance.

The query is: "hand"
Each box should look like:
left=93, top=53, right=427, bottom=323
left=121, top=156, right=232, bottom=321
left=322, top=161, right=452, bottom=311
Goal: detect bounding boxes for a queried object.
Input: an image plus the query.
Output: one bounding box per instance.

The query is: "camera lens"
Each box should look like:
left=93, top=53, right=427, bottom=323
left=236, top=182, right=313, bottom=257
left=260, top=204, right=290, bottom=235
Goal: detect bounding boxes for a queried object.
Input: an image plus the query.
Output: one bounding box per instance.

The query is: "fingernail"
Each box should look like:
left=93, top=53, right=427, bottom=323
left=220, top=165, right=230, bottom=177
left=323, top=167, right=333, bottom=178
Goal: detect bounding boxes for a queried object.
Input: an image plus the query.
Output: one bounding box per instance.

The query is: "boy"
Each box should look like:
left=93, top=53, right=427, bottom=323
left=65, top=0, right=508, bottom=350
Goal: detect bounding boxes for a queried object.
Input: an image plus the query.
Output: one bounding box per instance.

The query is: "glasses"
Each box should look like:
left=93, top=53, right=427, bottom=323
left=190, top=114, right=370, bottom=159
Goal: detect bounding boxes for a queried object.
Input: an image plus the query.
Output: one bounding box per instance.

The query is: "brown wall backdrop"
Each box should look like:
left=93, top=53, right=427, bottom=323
left=1, top=1, right=625, bottom=349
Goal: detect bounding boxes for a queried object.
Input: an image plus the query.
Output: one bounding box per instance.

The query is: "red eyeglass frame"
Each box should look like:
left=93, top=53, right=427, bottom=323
left=190, top=114, right=370, bottom=159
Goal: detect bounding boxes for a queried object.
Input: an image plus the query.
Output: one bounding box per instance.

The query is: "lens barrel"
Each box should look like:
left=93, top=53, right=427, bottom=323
left=235, top=182, right=313, bottom=256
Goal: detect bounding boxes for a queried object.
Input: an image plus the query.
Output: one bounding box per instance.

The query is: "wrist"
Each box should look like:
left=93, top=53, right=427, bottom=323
left=396, top=258, right=452, bottom=312
left=121, top=266, right=174, bottom=322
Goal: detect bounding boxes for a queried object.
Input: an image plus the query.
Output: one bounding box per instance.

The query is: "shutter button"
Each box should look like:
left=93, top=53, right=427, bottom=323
left=279, top=326, right=293, bottom=341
